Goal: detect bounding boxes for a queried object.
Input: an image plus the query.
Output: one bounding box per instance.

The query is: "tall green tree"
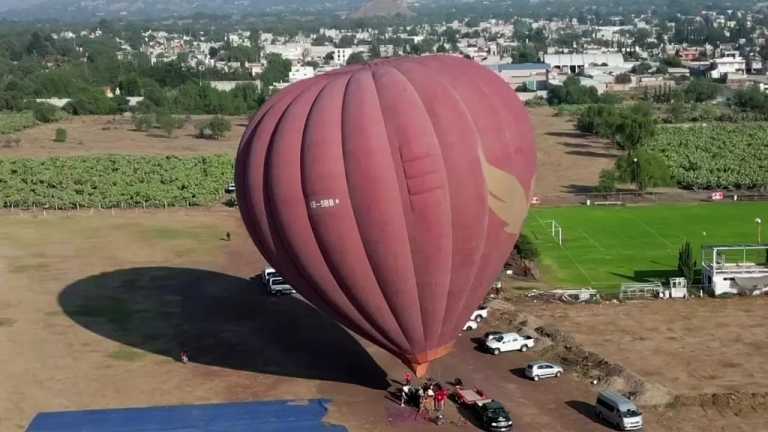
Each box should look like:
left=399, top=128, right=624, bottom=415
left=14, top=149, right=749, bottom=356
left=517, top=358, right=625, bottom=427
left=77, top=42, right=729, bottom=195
left=677, top=240, right=696, bottom=286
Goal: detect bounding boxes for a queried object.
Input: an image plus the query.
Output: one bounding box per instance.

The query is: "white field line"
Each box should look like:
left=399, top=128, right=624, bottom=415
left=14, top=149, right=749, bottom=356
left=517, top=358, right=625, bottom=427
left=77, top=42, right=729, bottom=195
left=578, top=228, right=605, bottom=251
left=622, top=214, right=677, bottom=250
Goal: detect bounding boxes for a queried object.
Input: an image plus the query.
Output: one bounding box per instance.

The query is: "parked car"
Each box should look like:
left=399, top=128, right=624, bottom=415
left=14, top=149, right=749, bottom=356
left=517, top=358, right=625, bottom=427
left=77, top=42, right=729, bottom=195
left=462, top=306, right=490, bottom=331
left=453, top=387, right=513, bottom=432
left=262, top=266, right=278, bottom=284
left=463, top=320, right=479, bottom=331
left=484, top=332, right=535, bottom=355
left=595, top=390, right=643, bottom=431
left=470, top=305, right=489, bottom=322
left=525, top=361, right=563, bottom=381
left=267, top=277, right=295, bottom=296
left=225, top=183, right=236, bottom=194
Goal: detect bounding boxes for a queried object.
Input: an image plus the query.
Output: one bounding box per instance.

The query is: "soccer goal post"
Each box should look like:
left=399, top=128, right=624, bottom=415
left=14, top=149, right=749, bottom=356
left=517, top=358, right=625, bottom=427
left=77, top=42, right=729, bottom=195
left=545, top=219, right=563, bottom=246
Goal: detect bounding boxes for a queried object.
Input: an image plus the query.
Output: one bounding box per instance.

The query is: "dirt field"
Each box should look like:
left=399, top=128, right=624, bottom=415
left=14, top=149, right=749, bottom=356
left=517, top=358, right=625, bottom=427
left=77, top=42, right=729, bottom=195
left=528, top=107, right=622, bottom=198
left=0, top=115, right=247, bottom=158
left=0, top=209, right=613, bottom=432
left=526, top=298, right=768, bottom=431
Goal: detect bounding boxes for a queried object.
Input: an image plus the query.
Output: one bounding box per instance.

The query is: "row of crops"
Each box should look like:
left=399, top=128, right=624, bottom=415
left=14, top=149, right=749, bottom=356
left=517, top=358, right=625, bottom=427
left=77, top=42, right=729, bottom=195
left=0, top=111, right=37, bottom=135
left=646, top=123, right=768, bottom=189
left=0, top=155, right=234, bottom=209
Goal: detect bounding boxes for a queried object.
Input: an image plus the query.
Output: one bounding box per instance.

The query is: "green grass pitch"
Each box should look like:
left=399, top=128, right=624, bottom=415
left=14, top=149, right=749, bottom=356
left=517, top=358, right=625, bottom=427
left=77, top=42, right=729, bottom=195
left=523, top=202, right=768, bottom=293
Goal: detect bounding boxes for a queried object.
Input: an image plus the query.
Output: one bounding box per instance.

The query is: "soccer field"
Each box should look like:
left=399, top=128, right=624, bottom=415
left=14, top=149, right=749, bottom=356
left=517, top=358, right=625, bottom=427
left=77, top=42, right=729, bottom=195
left=524, top=202, right=768, bottom=292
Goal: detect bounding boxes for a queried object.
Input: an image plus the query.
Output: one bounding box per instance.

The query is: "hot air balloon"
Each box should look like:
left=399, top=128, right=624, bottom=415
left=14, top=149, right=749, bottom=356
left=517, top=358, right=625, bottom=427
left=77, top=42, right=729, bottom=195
left=235, top=55, right=536, bottom=377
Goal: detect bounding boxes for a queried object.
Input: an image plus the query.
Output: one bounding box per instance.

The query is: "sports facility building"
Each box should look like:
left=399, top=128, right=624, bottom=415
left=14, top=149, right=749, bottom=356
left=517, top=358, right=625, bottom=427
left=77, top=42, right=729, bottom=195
left=702, top=244, right=768, bottom=296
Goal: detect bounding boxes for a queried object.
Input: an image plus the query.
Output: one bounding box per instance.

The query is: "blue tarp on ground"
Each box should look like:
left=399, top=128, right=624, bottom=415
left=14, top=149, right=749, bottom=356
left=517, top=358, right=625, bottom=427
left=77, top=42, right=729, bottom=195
left=26, top=399, right=347, bottom=432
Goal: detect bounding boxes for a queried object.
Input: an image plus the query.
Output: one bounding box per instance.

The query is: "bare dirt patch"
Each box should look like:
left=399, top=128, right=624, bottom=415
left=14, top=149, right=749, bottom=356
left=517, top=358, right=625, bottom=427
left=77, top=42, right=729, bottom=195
left=0, top=115, right=246, bottom=158
left=528, top=107, right=622, bottom=198
left=0, top=209, right=610, bottom=432
left=522, top=297, right=768, bottom=431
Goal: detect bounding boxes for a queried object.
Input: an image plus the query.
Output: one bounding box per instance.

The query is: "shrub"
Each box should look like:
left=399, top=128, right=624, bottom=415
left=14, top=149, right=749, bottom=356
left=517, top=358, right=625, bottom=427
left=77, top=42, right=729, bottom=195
left=31, top=103, right=64, bottom=123
left=514, top=233, right=539, bottom=261
left=524, top=96, right=547, bottom=107
left=53, top=128, right=67, bottom=143
left=133, top=114, right=155, bottom=132
left=197, top=116, right=231, bottom=140
left=594, top=168, right=617, bottom=192
left=156, top=113, right=178, bottom=137
left=614, top=73, right=632, bottom=84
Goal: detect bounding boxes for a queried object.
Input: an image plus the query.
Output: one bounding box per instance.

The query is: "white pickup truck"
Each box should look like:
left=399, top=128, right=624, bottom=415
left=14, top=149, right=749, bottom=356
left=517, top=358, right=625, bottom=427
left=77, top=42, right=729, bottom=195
left=484, top=332, right=535, bottom=355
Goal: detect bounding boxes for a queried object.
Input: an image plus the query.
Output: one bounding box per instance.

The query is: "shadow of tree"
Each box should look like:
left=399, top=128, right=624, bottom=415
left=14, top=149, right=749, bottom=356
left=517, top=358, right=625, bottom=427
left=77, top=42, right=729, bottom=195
left=58, top=267, right=389, bottom=389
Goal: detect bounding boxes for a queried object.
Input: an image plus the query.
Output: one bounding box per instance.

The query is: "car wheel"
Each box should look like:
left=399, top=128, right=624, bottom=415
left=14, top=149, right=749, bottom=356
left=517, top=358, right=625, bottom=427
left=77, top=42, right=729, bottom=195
left=493, top=348, right=500, bottom=355
left=520, top=345, right=528, bottom=352
left=555, top=371, right=562, bottom=377
left=533, top=375, right=539, bottom=381
left=474, top=315, right=484, bottom=322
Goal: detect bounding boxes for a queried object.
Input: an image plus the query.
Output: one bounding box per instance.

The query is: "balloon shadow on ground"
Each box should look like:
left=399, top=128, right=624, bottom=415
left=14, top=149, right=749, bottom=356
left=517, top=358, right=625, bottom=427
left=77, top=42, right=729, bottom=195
left=58, top=267, right=389, bottom=390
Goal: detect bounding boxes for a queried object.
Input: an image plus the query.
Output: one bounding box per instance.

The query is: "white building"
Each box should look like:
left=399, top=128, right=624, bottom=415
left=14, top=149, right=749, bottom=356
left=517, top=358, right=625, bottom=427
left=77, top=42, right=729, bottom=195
left=702, top=245, right=768, bottom=296
left=289, top=66, right=316, bottom=83
left=711, top=56, right=746, bottom=79
left=544, top=53, right=625, bottom=74
left=333, top=48, right=351, bottom=65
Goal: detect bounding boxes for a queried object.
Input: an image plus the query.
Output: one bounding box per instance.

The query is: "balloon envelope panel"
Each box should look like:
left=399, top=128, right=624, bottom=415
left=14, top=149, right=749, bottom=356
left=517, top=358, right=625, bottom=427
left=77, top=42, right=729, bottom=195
left=235, top=55, right=536, bottom=375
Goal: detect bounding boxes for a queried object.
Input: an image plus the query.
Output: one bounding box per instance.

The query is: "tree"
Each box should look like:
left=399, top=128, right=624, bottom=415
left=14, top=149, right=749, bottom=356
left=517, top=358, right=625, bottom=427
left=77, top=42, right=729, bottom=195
left=157, top=113, right=177, bottom=137
left=684, top=79, right=720, bottom=103
left=368, top=44, right=381, bottom=59
left=260, top=53, right=291, bottom=89
left=631, top=62, right=653, bottom=75
left=209, top=46, right=220, bottom=59
left=615, top=149, right=674, bottom=191
left=197, top=116, right=231, bottom=140
left=346, top=52, right=367, bottom=65
left=677, top=240, right=696, bottom=286
left=514, top=234, right=539, bottom=261
left=436, top=44, right=448, bottom=53
left=661, top=55, right=683, bottom=68
left=323, top=51, right=335, bottom=65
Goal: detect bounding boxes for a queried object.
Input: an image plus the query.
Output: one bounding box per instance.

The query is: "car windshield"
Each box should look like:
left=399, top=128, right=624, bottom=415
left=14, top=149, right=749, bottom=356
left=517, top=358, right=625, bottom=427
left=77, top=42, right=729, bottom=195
left=493, top=336, right=504, bottom=342
left=622, top=409, right=642, bottom=418
left=485, top=408, right=507, bottom=419
left=271, top=278, right=284, bottom=284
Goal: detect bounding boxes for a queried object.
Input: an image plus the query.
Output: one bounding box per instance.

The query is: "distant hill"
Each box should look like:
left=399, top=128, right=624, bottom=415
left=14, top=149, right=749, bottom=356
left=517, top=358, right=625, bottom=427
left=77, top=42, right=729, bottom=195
left=351, top=0, right=412, bottom=17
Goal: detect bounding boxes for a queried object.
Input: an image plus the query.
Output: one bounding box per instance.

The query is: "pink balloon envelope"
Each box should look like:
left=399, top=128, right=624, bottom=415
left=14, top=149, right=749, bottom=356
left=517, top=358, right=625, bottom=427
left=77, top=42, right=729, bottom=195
left=235, top=55, right=536, bottom=376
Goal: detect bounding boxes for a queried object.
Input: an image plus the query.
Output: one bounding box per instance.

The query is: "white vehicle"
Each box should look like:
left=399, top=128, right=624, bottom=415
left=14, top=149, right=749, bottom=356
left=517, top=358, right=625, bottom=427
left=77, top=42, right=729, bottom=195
left=525, top=361, right=563, bottom=381
left=462, top=306, right=489, bottom=331
left=463, top=320, right=479, bottom=331
left=267, top=277, right=295, bottom=296
left=595, top=390, right=643, bottom=431
left=263, top=266, right=278, bottom=284
left=225, top=183, right=236, bottom=194
left=484, top=332, right=535, bottom=355
left=469, top=305, right=489, bottom=322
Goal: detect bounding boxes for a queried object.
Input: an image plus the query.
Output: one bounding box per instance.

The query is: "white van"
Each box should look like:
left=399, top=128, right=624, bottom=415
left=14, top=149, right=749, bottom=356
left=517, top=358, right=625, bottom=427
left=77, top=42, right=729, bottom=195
left=595, top=390, right=643, bottom=430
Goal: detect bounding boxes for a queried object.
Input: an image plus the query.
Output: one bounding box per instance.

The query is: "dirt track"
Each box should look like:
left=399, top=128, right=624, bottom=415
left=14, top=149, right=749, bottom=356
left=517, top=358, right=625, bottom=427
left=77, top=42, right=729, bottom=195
left=528, top=107, right=622, bottom=198
left=0, top=209, right=611, bottom=432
